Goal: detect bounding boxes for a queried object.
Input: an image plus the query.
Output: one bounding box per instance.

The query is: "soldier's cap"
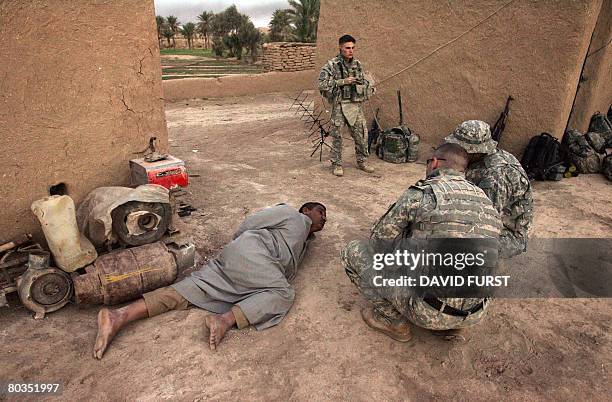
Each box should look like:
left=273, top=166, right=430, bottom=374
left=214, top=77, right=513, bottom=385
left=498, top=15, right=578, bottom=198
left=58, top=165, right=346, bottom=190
left=444, top=120, right=497, bottom=155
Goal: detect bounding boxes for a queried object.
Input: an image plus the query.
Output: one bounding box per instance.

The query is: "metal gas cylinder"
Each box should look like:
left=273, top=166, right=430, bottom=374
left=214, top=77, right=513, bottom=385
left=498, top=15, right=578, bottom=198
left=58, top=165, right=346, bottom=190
left=73, top=241, right=194, bottom=305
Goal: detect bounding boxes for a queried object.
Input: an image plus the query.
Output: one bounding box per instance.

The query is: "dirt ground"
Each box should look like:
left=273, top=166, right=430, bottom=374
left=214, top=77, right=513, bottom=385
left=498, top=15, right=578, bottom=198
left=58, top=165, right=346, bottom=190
left=1, top=93, right=611, bottom=401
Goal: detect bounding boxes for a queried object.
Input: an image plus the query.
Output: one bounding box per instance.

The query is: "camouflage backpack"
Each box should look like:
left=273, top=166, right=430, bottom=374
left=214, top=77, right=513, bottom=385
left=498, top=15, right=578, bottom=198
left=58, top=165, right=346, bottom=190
left=375, top=125, right=420, bottom=163
left=585, top=132, right=607, bottom=153
left=588, top=111, right=612, bottom=137
left=603, top=154, right=612, bottom=181
left=561, top=129, right=602, bottom=174
left=587, top=110, right=612, bottom=151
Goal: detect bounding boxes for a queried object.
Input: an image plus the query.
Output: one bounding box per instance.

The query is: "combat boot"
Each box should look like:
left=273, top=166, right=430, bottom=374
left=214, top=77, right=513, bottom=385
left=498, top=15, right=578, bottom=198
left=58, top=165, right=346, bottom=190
left=357, top=162, right=375, bottom=173
left=361, top=307, right=412, bottom=342
left=332, top=165, right=344, bottom=177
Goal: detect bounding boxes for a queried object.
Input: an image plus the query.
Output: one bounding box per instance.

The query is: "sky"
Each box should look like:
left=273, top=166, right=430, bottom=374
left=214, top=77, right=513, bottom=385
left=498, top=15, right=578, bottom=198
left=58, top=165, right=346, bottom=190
left=154, top=0, right=291, bottom=28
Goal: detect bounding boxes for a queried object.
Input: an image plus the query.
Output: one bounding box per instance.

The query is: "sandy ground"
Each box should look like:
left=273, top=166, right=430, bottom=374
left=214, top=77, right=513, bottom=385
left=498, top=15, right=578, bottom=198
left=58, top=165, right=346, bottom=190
left=1, top=93, right=611, bottom=401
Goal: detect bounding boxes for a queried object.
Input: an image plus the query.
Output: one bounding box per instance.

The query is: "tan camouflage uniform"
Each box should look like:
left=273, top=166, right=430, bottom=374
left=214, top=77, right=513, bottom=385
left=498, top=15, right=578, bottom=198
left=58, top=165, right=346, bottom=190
left=445, top=120, right=533, bottom=258
left=342, top=168, right=502, bottom=330
left=318, top=54, right=371, bottom=167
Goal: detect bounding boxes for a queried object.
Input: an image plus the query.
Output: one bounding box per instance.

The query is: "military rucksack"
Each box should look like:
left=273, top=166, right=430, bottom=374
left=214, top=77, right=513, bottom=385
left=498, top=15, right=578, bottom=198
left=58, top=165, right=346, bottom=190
left=588, top=111, right=612, bottom=137
left=561, top=129, right=602, bottom=174
left=603, top=154, right=612, bottom=181
left=585, top=131, right=607, bottom=153
left=375, top=125, right=420, bottom=164
left=587, top=110, right=612, bottom=150
left=520, top=133, right=566, bottom=180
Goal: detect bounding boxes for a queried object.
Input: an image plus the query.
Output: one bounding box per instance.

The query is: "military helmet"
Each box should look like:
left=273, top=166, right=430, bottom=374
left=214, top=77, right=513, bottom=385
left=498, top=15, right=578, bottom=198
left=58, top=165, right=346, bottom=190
left=444, top=120, right=497, bottom=155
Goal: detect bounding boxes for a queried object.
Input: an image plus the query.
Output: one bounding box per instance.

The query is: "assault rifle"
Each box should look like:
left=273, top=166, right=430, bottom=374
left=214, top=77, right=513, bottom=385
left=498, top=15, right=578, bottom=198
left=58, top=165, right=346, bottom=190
left=491, top=95, right=514, bottom=143
left=368, top=108, right=381, bottom=153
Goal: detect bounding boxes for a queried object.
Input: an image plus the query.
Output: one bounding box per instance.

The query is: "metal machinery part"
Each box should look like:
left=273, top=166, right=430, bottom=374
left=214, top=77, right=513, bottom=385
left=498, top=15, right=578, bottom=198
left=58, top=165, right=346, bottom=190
left=73, top=240, right=195, bottom=306
left=111, top=201, right=172, bottom=246
left=1, top=242, right=42, bottom=308
left=16, top=251, right=72, bottom=319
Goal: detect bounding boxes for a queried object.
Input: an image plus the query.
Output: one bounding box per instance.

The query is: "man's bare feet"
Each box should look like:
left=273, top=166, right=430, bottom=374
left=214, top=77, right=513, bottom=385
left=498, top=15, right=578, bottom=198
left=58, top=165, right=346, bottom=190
left=92, top=299, right=148, bottom=360
left=204, top=311, right=236, bottom=351
left=93, top=308, right=122, bottom=360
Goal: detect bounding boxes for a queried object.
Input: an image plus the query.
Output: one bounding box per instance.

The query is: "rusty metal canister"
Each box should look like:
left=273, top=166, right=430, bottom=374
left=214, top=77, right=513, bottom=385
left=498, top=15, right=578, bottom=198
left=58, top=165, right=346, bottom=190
left=73, top=242, right=177, bottom=305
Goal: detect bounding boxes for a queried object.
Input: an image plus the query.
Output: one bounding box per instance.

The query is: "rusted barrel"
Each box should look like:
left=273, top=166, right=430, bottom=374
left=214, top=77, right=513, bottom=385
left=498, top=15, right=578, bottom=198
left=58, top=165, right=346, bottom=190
left=73, top=242, right=177, bottom=305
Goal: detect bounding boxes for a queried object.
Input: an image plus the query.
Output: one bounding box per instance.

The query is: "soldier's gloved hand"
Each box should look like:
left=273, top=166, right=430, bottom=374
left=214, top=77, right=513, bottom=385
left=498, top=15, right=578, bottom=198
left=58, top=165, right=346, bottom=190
left=336, top=77, right=357, bottom=86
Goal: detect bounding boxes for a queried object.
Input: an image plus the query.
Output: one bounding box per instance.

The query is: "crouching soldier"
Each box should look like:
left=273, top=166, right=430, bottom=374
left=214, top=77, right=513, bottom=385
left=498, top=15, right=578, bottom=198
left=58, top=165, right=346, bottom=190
left=341, top=144, right=501, bottom=341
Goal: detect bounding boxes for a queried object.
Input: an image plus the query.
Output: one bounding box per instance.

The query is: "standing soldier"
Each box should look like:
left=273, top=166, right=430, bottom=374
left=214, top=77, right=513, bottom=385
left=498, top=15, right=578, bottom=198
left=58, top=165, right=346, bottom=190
left=341, top=144, right=501, bottom=341
left=318, top=34, right=375, bottom=177
left=445, top=120, right=533, bottom=258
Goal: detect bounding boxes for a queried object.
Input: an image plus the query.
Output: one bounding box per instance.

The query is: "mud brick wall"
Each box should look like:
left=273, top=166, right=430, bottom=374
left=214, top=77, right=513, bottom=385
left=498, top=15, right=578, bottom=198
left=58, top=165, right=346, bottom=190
left=0, top=0, right=168, bottom=243
left=262, top=42, right=316, bottom=72
left=567, top=0, right=612, bottom=133
left=317, top=0, right=609, bottom=156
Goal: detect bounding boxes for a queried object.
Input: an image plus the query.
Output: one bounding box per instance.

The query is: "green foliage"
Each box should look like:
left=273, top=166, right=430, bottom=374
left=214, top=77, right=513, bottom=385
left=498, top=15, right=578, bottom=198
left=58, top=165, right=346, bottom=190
left=160, top=48, right=213, bottom=57
left=287, top=0, right=320, bottom=42
left=212, top=37, right=225, bottom=57
left=161, top=26, right=174, bottom=46
left=269, top=9, right=292, bottom=42
left=197, top=11, right=214, bottom=48
left=206, top=5, right=262, bottom=61
left=240, top=21, right=262, bottom=62
left=181, top=22, right=197, bottom=49
left=166, top=15, right=179, bottom=33
left=166, top=15, right=179, bottom=47
left=156, top=15, right=166, bottom=43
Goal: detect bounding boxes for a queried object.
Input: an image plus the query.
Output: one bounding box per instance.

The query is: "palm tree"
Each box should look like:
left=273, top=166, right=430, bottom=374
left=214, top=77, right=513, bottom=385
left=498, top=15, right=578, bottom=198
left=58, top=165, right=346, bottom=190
left=197, top=11, right=214, bottom=49
left=240, top=21, right=262, bottom=62
left=166, top=15, right=179, bottom=47
left=156, top=16, right=166, bottom=48
left=181, top=22, right=196, bottom=50
left=162, top=26, right=174, bottom=47
left=269, top=9, right=292, bottom=42
left=287, top=0, right=320, bottom=42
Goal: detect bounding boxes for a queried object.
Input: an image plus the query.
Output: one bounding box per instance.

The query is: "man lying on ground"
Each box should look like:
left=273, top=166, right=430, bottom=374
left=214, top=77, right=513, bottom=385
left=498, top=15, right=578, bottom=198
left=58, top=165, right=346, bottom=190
left=93, top=202, right=327, bottom=359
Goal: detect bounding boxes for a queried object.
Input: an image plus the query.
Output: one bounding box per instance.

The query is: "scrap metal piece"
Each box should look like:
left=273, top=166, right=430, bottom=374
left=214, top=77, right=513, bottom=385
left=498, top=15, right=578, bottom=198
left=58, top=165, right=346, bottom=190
left=289, top=91, right=332, bottom=161
left=73, top=242, right=178, bottom=305
left=0, top=234, right=33, bottom=253
left=1, top=242, right=44, bottom=309
left=17, top=266, right=72, bottom=320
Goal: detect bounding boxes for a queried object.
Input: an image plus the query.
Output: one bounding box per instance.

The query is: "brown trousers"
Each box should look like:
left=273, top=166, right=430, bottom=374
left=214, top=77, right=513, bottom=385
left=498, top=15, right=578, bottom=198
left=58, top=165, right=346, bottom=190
left=142, top=286, right=250, bottom=329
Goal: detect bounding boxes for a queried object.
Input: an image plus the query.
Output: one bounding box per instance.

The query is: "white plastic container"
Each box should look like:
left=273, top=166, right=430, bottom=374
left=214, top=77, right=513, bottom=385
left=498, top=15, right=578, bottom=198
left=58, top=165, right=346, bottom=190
left=31, top=195, right=97, bottom=272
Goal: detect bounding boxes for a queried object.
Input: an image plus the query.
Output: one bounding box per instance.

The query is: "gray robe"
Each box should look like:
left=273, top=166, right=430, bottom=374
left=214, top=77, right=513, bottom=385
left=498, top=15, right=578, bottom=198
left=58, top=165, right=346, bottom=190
left=172, top=204, right=313, bottom=330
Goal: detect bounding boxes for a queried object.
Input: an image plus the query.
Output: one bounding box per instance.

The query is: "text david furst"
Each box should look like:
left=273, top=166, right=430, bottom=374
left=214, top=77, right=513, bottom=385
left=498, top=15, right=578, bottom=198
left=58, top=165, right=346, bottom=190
left=372, top=275, right=510, bottom=288
left=371, top=250, right=510, bottom=288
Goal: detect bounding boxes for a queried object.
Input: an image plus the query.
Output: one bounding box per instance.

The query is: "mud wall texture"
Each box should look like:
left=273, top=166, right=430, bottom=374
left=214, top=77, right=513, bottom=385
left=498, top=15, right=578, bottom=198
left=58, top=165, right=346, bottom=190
left=162, top=70, right=316, bottom=101
left=0, top=0, right=168, bottom=243
left=316, top=0, right=605, bottom=156
left=567, top=0, right=612, bottom=132
left=262, top=43, right=317, bottom=72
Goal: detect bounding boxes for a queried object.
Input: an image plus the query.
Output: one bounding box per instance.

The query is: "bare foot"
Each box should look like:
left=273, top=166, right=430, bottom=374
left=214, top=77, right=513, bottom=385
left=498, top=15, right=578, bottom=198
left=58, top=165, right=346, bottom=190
left=93, top=308, right=122, bottom=359
left=205, top=314, right=233, bottom=351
